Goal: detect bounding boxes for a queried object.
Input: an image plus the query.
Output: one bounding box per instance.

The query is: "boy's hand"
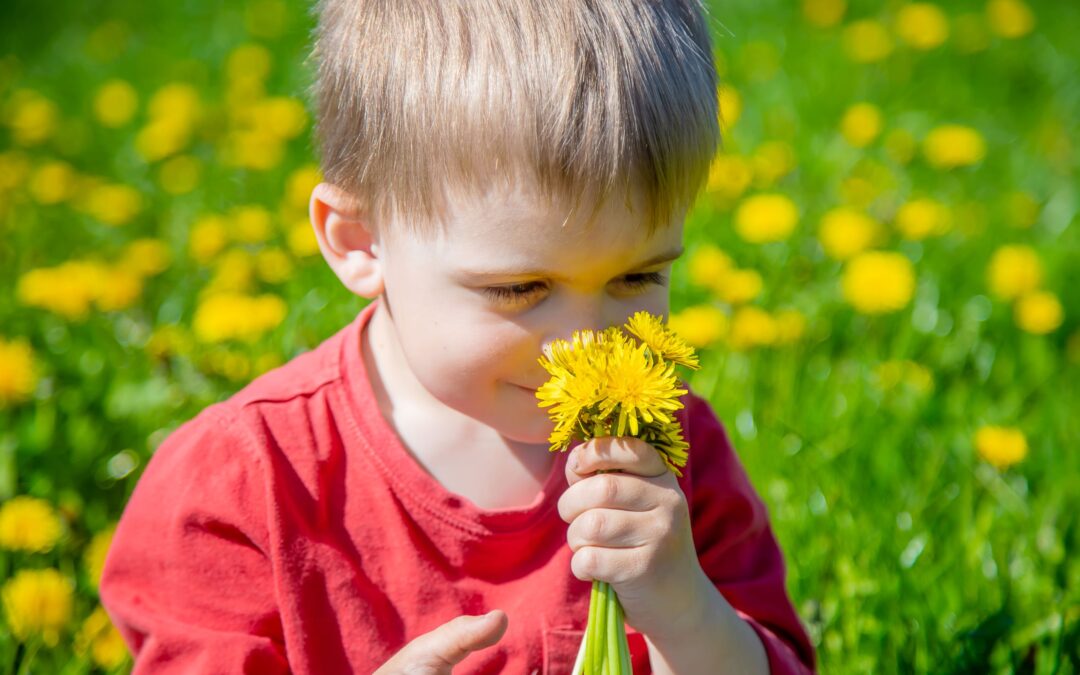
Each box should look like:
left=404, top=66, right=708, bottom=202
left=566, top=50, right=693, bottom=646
left=374, top=610, right=508, bottom=675
left=558, top=437, right=714, bottom=643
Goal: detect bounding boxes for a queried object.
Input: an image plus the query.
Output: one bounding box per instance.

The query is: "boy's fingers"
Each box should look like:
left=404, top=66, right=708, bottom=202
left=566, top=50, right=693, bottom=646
left=379, top=610, right=508, bottom=674
left=566, top=436, right=668, bottom=486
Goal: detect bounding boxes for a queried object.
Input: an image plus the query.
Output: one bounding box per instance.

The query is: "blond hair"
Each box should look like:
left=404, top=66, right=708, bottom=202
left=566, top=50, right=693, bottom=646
left=309, top=0, right=720, bottom=235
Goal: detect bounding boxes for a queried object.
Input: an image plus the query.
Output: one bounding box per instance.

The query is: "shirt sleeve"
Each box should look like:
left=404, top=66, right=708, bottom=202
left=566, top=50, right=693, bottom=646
left=682, top=391, right=816, bottom=674
left=99, top=406, right=290, bottom=674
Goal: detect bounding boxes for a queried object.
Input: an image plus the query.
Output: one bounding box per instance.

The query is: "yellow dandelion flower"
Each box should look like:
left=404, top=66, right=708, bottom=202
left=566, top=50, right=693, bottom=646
left=639, top=420, right=691, bottom=477
left=596, top=341, right=686, bottom=437
left=158, top=154, right=202, bottom=195
left=706, top=154, right=753, bottom=201
left=79, top=184, right=143, bottom=226
left=0, top=496, right=62, bottom=552
left=774, top=309, right=808, bottom=345
left=206, top=248, right=256, bottom=294
left=840, top=103, right=882, bottom=148
left=252, top=97, right=308, bottom=140
left=147, top=82, right=201, bottom=124
left=895, top=198, right=950, bottom=240
left=2, top=568, right=74, bottom=646
left=734, top=193, right=799, bottom=243
left=286, top=165, right=323, bottom=212
left=727, top=306, right=778, bottom=350
left=5, top=89, right=59, bottom=146
left=667, top=306, right=727, bottom=349
left=84, top=526, right=116, bottom=589
left=1014, top=291, right=1063, bottom=335
left=895, top=3, right=950, bottom=50
left=75, top=606, right=129, bottom=670
left=625, top=311, right=700, bottom=370
left=193, top=293, right=287, bottom=343
left=288, top=220, right=321, bottom=257
left=923, top=124, right=986, bottom=169
left=16, top=261, right=108, bottom=320
left=255, top=247, right=295, bottom=284
left=93, top=267, right=143, bottom=312
left=120, top=238, right=172, bottom=277
left=986, top=244, right=1042, bottom=301
left=93, top=79, right=138, bottom=128
left=718, top=86, right=741, bottom=130
left=751, top=141, right=797, bottom=187
left=189, top=215, right=230, bottom=264
left=986, top=0, right=1035, bottom=39
left=843, top=19, right=894, bottom=63
left=146, top=324, right=194, bottom=360
left=802, top=0, right=846, bottom=28
left=687, top=244, right=734, bottom=289
left=0, top=338, right=39, bottom=407
left=135, top=115, right=192, bottom=162
left=28, top=160, right=77, bottom=205
left=842, top=251, right=916, bottom=314
left=714, top=268, right=763, bottom=305
left=975, top=425, right=1027, bottom=469
left=818, top=207, right=880, bottom=260
left=229, top=205, right=273, bottom=244
left=227, top=43, right=273, bottom=82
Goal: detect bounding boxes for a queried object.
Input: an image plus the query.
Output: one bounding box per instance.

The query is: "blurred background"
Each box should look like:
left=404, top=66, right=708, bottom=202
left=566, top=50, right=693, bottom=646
left=0, top=0, right=1077, bottom=672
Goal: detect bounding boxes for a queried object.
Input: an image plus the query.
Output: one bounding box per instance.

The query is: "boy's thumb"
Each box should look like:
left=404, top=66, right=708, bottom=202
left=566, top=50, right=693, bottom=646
left=409, top=610, right=509, bottom=669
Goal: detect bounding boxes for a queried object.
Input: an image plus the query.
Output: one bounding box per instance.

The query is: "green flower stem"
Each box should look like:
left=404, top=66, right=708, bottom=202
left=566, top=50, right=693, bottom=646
left=593, top=580, right=608, bottom=672
left=605, top=582, right=619, bottom=671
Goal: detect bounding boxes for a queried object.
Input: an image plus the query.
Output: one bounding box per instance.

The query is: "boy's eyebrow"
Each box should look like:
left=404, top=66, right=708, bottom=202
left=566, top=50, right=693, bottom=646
left=460, top=247, right=684, bottom=281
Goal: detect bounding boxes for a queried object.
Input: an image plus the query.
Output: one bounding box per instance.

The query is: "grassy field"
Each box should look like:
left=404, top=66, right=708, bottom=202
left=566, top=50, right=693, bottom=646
left=1, top=0, right=1077, bottom=672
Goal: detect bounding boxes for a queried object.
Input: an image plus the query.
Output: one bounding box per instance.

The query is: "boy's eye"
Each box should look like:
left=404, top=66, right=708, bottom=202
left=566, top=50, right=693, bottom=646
left=481, top=272, right=667, bottom=305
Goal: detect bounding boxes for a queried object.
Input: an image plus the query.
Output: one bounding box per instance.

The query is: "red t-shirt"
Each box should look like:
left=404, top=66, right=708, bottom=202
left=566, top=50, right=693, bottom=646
left=101, top=300, right=815, bottom=674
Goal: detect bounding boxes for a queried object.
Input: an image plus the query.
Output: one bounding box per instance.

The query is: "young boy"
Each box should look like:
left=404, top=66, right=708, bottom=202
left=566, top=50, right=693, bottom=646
left=101, top=1, right=815, bottom=673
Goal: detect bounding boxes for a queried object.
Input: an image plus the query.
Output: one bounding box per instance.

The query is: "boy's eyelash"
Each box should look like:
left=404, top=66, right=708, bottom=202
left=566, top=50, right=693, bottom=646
left=482, top=271, right=667, bottom=304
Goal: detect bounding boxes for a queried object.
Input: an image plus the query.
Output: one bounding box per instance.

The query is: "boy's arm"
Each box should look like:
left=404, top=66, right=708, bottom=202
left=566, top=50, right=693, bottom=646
left=100, top=408, right=289, bottom=674
left=656, top=391, right=816, bottom=674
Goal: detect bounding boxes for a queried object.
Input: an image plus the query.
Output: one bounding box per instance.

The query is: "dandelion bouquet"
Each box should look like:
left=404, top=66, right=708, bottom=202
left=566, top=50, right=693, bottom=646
left=535, top=311, right=699, bottom=675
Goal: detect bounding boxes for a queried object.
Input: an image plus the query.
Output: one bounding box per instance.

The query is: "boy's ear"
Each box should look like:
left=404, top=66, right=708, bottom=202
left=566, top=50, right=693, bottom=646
left=309, top=182, right=384, bottom=298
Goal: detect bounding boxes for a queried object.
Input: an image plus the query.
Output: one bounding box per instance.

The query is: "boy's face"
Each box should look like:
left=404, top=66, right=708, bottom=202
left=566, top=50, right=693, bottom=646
left=337, top=182, right=684, bottom=445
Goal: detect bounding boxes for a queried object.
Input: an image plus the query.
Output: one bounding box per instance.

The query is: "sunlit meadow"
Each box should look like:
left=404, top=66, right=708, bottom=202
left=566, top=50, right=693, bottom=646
left=0, top=0, right=1077, bottom=672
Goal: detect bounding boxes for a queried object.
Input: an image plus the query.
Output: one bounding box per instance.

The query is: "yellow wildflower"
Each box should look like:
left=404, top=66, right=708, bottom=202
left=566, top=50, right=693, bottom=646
left=718, top=86, right=741, bottom=130
left=75, top=606, right=129, bottom=670
left=147, top=82, right=201, bottom=124
left=92, top=80, right=138, bottom=128
left=17, top=261, right=110, bottom=320
left=0, top=338, right=39, bottom=406
left=842, top=251, right=916, bottom=314
left=894, top=198, right=950, bottom=240
left=229, top=205, right=273, bottom=244
left=751, top=141, right=796, bottom=187
left=252, top=97, right=308, bottom=140
left=843, top=19, right=894, bottom=63
left=288, top=220, right=321, bottom=257
left=596, top=341, right=685, bottom=438
left=189, top=215, right=230, bottom=264
left=0, top=496, right=62, bottom=552
left=193, top=293, right=287, bottom=343
left=923, top=124, right=986, bottom=169
left=227, top=43, right=273, bottom=82
left=1014, top=291, right=1063, bottom=335
left=28, top=161, right=77, bottom=205
left=734, top=193, right=799, bottom=243
left=5, top=89, right=59, bottom=146
left=286, top=165, right=323, bottom=212
left=818, top=207, right=880, bottom=260
left=625, top=311, right=700, bottom=369
left=207, top=248, right=256, bottom=294
left=256, top=247, right=295, bottom=284
left=706, top=154, right=753, bottom=201
left=135, top=115, right=192, bottom=162
left=895, top=3, right=950, bottom=50
left=802, top=0, right=846, bottom=28
left=120, top=238, right=172, bottom=277
left=986, top=244, right=1042, bottom=301
left=986, top=0, right=1035, bottom=39
left=94, top=268, right=144, bottom=312
left=975, top=425, right=1027, bottom=469
left=79, top=183, right=143, bottom=226
left=714, top=269, right=763, bottom=305
left=84, top=526, right=116, bottom=589
left=840, top=103, right=882, bottom=148
left=728, top=306, right=778, bottom=350
left=668, top=305, right=728, bottom=349
left=158, top=155, right=202, bottom=195
left=774, top=309, right=808, bottom=345
left=687, top=244, right=734, bottom=289
left=2, top=568, right=74, bottom=646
